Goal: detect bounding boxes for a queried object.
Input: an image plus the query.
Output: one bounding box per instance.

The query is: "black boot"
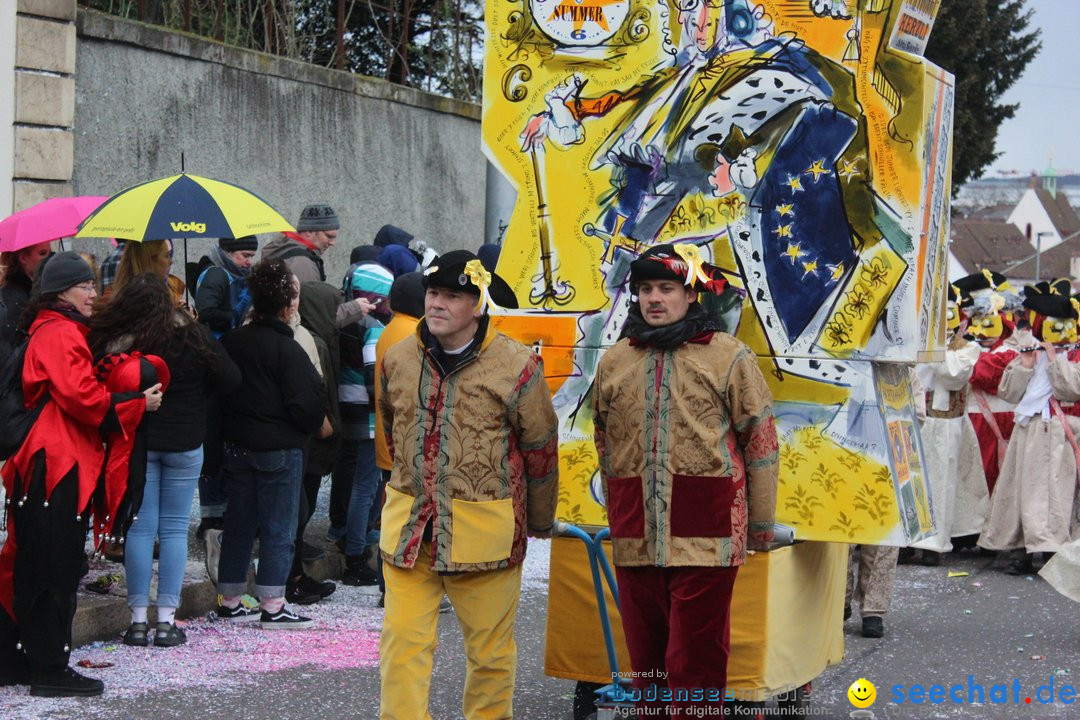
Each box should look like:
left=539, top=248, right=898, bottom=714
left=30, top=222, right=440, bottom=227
left=30, top=666, right=105, bottom=697
left=861, top=616, right=884, bottom=639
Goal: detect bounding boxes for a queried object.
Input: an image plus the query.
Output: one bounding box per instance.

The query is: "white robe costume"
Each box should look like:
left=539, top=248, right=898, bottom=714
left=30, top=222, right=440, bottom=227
left=912, top=342, right=988, bottom=552
left=979, top=349, right=1080, bottom=553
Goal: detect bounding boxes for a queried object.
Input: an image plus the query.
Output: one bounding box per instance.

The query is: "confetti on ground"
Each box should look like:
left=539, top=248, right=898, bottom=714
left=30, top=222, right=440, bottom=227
left=0, top=585, right=383, bottom=719
left=964, top=609, right=973, bottom=615
left=948, top=571, right=970, bottom=578
left=972, top=581, right=983, bottom=588
left=1032, top=655, right=1046, bottom=661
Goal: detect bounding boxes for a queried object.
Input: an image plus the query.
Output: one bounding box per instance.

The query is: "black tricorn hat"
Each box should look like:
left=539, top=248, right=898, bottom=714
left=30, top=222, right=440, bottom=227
left=422, top=249, right=517, bottom=310
left=629, top=243, right=728, bottom=294
left=1022, top=278, right=1077, bottom=319
left=954, top=270, right=1011, bottom=308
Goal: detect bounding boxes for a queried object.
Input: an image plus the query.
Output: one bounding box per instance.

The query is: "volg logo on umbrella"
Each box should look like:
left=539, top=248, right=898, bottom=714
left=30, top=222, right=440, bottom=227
left=170, top=221, right=207, bottom=233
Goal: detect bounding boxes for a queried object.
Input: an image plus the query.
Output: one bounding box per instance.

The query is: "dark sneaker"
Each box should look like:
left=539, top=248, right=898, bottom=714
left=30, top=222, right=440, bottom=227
left=920, top=551, right=942, bottom=567
left=260, top=606, right=314, bottom=630
left=861, top=616, right=884, bottom=639
left=122, top=621, right=149, bottom=647
left=843, top=605, right=851, bottom=622
left=438, top=596, right=453, bottom=614
left=30, top=666, right=104, bottom=697
left=154, top=622, right=187, bottom=647
left=285, top=580, right=323, bottom=606
left=298, top=573, right=336, bottom=599
left=215, top=602, right=260, bottom=622
left=343, top=555, right=380, bottom=586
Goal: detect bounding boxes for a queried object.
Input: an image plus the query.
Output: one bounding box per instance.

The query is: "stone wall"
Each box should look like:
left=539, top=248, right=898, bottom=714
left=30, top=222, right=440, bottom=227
left=73, top=10, right=486, bottom=283
left=9, top=0, right=77, bottom=214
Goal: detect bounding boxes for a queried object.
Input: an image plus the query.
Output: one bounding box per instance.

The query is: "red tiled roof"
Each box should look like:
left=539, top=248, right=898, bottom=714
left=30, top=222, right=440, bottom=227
left=1034, top=187, right=1080, bottom=237
left=950, top=220, right=1031, bottom=275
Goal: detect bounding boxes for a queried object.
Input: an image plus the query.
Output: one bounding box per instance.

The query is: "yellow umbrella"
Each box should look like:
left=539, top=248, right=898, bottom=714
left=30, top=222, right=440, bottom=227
left=76, top=173, right=294, bottom=240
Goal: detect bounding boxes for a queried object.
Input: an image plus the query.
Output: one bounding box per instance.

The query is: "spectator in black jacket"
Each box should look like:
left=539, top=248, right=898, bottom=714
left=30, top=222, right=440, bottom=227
left=89, top=273, right=241, bottom=648
left=214, top=259, right=326, bottom=629
left=192, top=236, right=257, bottom=538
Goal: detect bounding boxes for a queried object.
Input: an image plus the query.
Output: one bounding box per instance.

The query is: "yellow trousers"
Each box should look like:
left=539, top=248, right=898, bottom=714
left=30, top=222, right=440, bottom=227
left=380, top=542, right=523, bottom=720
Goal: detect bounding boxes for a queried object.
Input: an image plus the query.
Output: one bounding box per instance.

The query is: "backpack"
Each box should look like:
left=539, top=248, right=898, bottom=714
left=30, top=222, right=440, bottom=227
left=0, top=334, right=48, bottom=460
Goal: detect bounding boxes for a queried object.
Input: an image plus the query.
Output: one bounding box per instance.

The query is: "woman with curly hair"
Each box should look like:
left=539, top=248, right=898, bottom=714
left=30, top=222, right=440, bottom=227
left=213, top=259, right=326, bottom=628
left=89, top=273, right=240, bottom=648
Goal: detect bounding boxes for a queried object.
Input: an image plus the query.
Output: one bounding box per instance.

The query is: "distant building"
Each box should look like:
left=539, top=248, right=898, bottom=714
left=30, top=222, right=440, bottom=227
left=948, top=221, right=1030, bottom=281
left=1006, top=163, right=1080, bottom=253
left=951, top=163, right=1080, bottom=284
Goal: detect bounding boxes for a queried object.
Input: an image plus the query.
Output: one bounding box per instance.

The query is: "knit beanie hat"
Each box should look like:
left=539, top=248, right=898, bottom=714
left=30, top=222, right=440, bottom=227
left=219, top=236, right=258, bottom=252
left=350, top=245, right=382, bottom=264
left=297, top=204, right=340, bottom=232
left=40, top=251, right=93, bottom=296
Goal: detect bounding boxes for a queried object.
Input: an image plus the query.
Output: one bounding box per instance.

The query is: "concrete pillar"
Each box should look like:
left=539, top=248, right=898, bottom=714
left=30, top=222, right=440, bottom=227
left=0, top=2, right=16, bottom=217
left=12, top=0, right=77, bottom=212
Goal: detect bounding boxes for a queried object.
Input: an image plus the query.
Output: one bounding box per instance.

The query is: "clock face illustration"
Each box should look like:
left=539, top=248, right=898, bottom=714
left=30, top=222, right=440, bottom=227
left=529, top=0, right=631, bottom=47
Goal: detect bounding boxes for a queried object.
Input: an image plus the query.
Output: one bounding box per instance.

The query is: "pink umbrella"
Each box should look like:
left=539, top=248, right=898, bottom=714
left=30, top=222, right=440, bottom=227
left=0, top=195, right=110, bottom=252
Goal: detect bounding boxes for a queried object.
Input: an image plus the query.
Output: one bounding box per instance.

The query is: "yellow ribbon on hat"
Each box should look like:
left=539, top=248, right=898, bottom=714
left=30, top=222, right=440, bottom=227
left=464, top=259, right=499, bottom=313
left=672, top=243, right=711, bottom=288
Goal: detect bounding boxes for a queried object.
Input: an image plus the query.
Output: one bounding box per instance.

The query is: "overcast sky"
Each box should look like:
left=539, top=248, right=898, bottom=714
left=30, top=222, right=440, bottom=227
left=985, top=0, right=1079, bottom=176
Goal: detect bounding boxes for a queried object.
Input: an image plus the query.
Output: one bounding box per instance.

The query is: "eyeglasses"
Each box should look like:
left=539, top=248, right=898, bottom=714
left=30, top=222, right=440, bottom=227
left=72, top=282, right=97, bottom=293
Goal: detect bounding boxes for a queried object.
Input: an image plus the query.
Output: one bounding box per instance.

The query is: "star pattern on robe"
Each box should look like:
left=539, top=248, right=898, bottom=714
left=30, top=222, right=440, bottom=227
left=802, top=259, right=819, bottom=278
left=784, top=242, right=804, bottom=265
left=785, top=174, right=804, bottom=193
left=774, top=224, right=793, bottom=238
left=838, top=158, right=862, bottom=182
left=776, top=203, right=795, bottom=217
left=804, top=159, right=831, bottom=183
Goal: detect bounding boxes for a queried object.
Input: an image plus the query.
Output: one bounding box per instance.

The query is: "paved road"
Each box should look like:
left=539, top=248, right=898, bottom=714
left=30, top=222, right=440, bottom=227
left=2, top=544, right=1078, bottom=720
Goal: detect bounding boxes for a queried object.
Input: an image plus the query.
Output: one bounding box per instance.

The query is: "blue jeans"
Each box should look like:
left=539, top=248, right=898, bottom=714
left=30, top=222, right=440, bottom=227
left=126, top=447, right=204, bottom=609
left=345, top=438, right=381, bottom=556
left=217, top=444, right=303, bottom=599
left=198, top=470, right=228, bottom=519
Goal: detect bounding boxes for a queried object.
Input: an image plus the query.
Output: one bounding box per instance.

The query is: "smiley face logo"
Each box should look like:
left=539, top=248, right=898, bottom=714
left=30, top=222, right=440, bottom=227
left=848, top=678, right=876, bottom=708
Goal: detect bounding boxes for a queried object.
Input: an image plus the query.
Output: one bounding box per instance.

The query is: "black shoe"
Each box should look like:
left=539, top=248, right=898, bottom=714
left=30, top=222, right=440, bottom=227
left=153, top=622, right=187, bottom=647
left=920, top=551, right=942, bottom=567
left=215, top=602, right=261, bottom=622
left=298, top=573, right=336, bottom=599
left=861, top=616, right=884, bottom=639
left=1006, top=554, right=1035, bottom=576
left=195, top=517, right=223, bottom=541
left=285, top=578, right=323, bottom=606
left=301, top=542, right=325, bottom=562
left=122, top=621, right=149, bottom=647
left=30, top=666, right=104, bottom=697
left=342, top=555, right=380, bottom=586
left=260, top=605, right=314, bottom=629
left=0, top=664, right=30, bottom=687
left=843, top=605, right=851, bottom=621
